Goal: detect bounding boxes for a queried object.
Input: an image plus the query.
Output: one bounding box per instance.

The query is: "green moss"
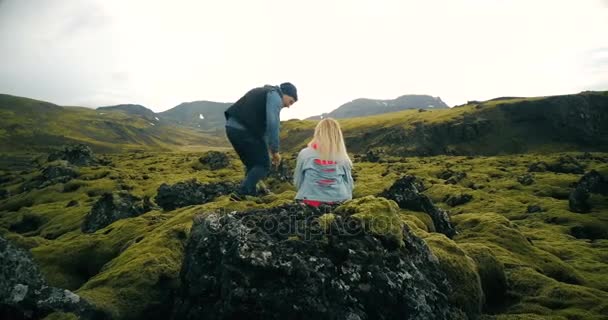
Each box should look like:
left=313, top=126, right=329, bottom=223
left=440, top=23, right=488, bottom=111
left=459, top=243, right=507, bottom=311
left=42, top=312, right=78, bottom=320
left=336, top=196, right=405, bottom=245
left=423, top=233, right=483, bottom=318
left=2, top=150, right=607, bottom=319
left=317, top=213, right=336, bottom=231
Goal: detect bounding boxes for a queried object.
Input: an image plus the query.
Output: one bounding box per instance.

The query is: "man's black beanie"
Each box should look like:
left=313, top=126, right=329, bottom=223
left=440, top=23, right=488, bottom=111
left=280, top=82, right=298, bottom=101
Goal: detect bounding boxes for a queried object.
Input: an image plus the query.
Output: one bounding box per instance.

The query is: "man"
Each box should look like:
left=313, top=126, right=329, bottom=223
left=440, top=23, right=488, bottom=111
left=225, top=82, right=298, bottom=196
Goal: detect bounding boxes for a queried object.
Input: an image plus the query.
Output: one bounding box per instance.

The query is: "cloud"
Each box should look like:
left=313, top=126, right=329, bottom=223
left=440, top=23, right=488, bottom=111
left=0, top=0, right=607, bottom=119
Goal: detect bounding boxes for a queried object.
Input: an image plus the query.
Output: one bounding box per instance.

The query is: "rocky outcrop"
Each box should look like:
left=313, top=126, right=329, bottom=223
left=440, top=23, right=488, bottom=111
left=528, top=156, right=584, bottom=174
left=0, top=236, right=107, bottom=319
left=569, top=170, right=608, bottom=213
left=82, top=192, right=154, bottom=233
left=198, top=151, right=230, bottom=170
left=174, top=200, right=461, bottom=320
left=155, top=179, right=236, bottom=211
left=444, top=194, right=473, bottom=207
left=285, top=92, right=608, bottom=156
left=22, top=161, right=80, bottom=191
left=438, top=169, right=467, bottom=185
left=517, top=173, right=534, bottom=186
left=379, top=175, right=457, bottom=238
left=47, top=144, right=96, bottom=166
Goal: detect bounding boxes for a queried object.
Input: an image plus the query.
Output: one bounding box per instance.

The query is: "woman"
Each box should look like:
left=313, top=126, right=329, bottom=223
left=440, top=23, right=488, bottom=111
left=293, top=118, right=354, bottom=207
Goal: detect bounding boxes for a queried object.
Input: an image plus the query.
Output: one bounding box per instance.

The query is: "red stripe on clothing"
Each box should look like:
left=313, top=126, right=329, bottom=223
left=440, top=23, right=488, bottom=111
left=302, top=199, right=334, bottom=207
left=314, top=159, right=336, bottom=165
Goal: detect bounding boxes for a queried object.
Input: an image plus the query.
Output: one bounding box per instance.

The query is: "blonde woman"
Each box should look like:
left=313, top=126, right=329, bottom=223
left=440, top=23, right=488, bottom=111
left=293, top=118, right=354, bottom=207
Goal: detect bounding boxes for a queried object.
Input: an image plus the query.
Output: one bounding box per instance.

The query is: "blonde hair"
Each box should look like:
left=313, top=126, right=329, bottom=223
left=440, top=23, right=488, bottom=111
left=308, top=118, right=352, bottom=165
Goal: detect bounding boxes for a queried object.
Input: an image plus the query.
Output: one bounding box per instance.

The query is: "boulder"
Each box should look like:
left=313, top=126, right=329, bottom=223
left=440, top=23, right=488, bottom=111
left=198, top=151, right=230, bottom=170
left=173, top=199, right=461, bottom=320
left=569, top=170, right=608, bottom=213
left=517, top=173, right=534, bottom=186
left=444, top=194, right=473, bottom=207
left=47, top=144, right=95, bottom=166
left=0, top=236, right=107, bottom=319
left=155, top=179, right=237, bottom=211
left=81, top=192, right=152, bottom=233
left=379, top=175, right=457, bottom=238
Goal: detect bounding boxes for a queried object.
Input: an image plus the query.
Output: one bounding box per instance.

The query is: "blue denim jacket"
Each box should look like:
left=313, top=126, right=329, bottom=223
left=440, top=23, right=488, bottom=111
left=226, top=87, right=282, bottom=153
left=293, top=146, right=354, bottom=202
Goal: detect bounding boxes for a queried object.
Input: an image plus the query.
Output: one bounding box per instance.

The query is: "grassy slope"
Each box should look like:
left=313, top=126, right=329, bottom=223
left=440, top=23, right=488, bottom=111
left=0, top=94, right=227, bottom=153
left=0, top=150, right=607, bottom=319
left=281, top=91, right=608, bottom=155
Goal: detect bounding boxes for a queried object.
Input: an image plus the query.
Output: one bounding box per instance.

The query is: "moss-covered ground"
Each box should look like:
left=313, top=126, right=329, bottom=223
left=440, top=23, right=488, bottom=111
left=1, top=151, right=607, bottom=319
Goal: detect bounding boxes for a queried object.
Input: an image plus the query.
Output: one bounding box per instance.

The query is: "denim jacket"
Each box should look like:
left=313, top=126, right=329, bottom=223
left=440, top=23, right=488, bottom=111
left=293, top=146, right=354, bottom=202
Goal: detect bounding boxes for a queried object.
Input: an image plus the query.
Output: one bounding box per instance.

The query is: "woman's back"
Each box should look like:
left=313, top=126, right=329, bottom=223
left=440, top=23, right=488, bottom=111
left=293, top=146, right=354, bottom=203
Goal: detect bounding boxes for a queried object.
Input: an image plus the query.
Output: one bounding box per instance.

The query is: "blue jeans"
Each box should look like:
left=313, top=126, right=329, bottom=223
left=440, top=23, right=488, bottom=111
left=225, top=125, right=270, bottom=195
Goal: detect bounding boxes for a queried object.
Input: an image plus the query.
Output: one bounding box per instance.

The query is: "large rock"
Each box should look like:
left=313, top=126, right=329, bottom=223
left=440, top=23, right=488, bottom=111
left=198, top=151, right=230, bottom=170
left=47, top=144, right=96, bottom=166
left=379, top=175, right=457, bottom=238
left=155, top=179, right=236, bottom=211
left=0, top=236, right=107, bottom=319
left=529, top=156, right=585, bottom=174
left=444, top=194, right=473, bottom=207
left=569, top=170, right=608, bottom=213
left=174, top=199, right=461, bottom=320
left=21, top=161, right=80, bottom=191
left=81, top=192, right=152, bottom=233
left=437, top=169, right=467, bottom=185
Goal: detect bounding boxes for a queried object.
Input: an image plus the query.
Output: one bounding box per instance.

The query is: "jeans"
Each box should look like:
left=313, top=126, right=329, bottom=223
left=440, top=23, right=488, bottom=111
left=225, top=125, right=270, bottom=195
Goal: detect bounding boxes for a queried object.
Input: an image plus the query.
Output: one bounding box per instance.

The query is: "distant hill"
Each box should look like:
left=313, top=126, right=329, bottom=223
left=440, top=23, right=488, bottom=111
left=307, top=95, right=448, bottom=120
left=0, top=94, right=226, bottom=153
left=284, top=91, right=608, bottom=156
left=96, top=104, right=158, bottom=123
left=159, top=101, right=231, bottom=133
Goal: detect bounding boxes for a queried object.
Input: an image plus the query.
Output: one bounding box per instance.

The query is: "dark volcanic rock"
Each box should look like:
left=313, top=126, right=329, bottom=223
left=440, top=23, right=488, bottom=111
left=66, top=200, right=79, bottom=208
left=569, top=170, right=608, bottom=213
left=22, top=161, right=80, bottom=191
left=47, top=144, right=96, bottom=166
left=268, top=159, right=294, bottom=183
left=173, top=202, right=459, bottom=320
left=198, top=151, right=230, bottom=170
left=82, top=192, right=152, bottom=233
left=527, top=205, right=543, bottom=213
left=517, top=173, right=535, bottom=186
left=379, top=175, right=457, bottom=238
left=438, top=169, right=467, bottom=185
left=0, top=236, right=108, bottom=319
left=155, top=179, right=237, bottom=211
left=356, top=149, right=383, bottom=163
left=528, top=162, right=548, bottom=172
left=444, top=194, right=473, bottom=207
left=530, top=156, right=585, bottom=174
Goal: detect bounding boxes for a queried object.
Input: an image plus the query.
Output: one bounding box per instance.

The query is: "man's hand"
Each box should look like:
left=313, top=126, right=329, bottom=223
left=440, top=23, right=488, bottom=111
left=271, top=152, right=281, bottom=167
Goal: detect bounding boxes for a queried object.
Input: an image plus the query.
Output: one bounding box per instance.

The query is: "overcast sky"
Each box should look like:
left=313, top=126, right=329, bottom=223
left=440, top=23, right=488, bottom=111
left=0, top=0, right=607, bottom=120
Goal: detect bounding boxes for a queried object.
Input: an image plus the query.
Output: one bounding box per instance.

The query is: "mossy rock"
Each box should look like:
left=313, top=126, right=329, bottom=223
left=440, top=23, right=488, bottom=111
left=42, top=312, right=79, bottom=320
left=334, top=196, right=405, bottom=246
left=423, top=233, right=483, bottom=319
left=459, top=243, right=508, bottom=312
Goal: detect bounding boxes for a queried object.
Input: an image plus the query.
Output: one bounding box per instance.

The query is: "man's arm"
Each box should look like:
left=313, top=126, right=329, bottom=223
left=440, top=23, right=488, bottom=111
left=265, top=90, right=282, bottom=154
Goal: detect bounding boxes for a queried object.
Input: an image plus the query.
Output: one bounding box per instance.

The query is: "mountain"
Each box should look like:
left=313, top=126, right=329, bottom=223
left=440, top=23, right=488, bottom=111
left=283, top=91, right=608, bottom=156
left=96, top=104, right=158, bottom=123
left=306, top=94, right=448, bottom=120
left=0, top=94, right=226, bottom=153
left=159, top=101, right=232, bottom=133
